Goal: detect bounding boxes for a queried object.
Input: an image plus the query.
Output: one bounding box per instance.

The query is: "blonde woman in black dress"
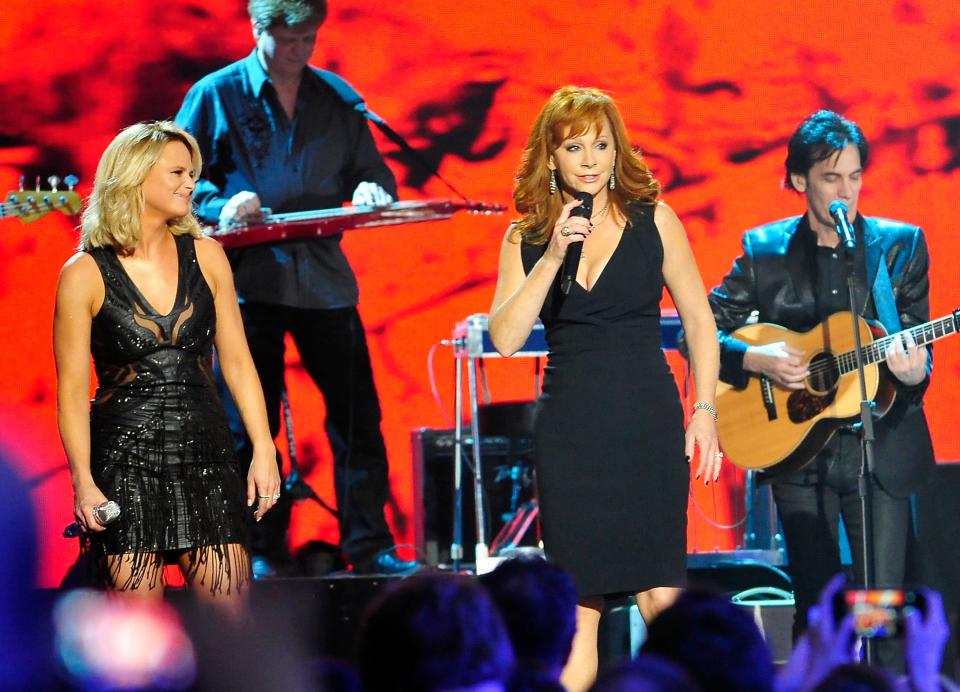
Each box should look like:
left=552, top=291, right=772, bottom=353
left=489, top=87, right=721, bottom=690
left=54, top=121, right=279, bottom=608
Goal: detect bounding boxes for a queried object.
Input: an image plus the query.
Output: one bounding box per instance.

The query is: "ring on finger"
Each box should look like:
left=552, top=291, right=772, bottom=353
left=560, top=226, right=571, bottom=237
left=715, top=451, right=724, bottom=459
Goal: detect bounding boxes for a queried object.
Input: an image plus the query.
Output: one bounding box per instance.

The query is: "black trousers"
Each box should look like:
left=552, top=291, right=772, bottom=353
left=771, top=430, right=911, bottom=642
left=228, top=303, right=394, bottom=567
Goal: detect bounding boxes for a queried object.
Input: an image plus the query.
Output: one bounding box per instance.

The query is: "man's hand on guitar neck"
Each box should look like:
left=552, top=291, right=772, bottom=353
left=743, top=341, right=809, bottom=390
left=885, top=329, right=928, bottom=386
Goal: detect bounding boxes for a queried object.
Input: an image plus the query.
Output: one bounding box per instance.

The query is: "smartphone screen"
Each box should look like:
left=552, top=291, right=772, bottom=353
left=834, top=589, right=926, bottom=638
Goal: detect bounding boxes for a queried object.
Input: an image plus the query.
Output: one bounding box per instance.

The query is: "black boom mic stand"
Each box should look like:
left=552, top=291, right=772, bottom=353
left=832, top=200, right=878, bottom=664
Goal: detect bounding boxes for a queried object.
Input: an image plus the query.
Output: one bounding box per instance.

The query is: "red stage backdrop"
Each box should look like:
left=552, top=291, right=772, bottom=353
left=2, top=1, right=958, bottom=586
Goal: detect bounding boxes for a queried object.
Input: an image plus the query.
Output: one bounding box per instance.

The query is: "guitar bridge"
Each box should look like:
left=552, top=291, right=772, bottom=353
left=760, top=376, right=777, bottom=421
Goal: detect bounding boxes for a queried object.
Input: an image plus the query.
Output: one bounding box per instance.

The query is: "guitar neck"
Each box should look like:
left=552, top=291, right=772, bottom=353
left=837, top=311, right=960, bottom=374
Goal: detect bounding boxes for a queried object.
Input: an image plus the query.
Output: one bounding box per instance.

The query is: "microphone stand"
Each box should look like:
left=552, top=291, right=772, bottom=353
left=281, top=388, right=340, bottom=519
left=355, top=103, right=472, bottom=204
left=841, top=226, right=878, bottom=665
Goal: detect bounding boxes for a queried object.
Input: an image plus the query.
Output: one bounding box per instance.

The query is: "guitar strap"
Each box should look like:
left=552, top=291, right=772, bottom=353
left=870, top=250, right=902, bottom=333
left=870, top=242, right=922, bottom=531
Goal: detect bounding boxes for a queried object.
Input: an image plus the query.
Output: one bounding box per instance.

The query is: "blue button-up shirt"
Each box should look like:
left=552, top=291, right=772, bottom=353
left=175, top=50, right=397, bottom=308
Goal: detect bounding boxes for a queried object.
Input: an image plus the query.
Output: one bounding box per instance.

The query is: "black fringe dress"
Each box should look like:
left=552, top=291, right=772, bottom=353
left=86, top=234, right=249, bottom=591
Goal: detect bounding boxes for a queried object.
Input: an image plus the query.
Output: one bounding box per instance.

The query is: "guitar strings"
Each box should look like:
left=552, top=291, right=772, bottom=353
left=799, top=318, right=953, bottom=380
left=1, top=200, right=64, bottom=213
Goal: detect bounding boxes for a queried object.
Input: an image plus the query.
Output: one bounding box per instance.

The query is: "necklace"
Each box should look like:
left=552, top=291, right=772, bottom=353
left=590, top=202, right=610, bottom=223
left=581, top=204, right=614, bottom=261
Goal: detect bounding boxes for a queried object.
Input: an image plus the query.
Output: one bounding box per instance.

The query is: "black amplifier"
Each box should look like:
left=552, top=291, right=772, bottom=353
left=411, top=427, right=538, bottom=566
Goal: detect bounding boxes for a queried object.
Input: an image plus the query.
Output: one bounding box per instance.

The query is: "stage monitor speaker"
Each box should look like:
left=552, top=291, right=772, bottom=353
left=911, top=462, right=960, bottom=599
left=910, top=462, right=960, bottom=677
left=597, top=590, right=794, bottom=667
left=411, top=427, right=538, bottom=566
left=689, top=563, right=795, bottom=665
left=734, top=600, right=794, bottom=665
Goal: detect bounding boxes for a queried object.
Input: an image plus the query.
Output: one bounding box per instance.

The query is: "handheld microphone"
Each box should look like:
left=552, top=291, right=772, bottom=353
left=560, top=192, right=594, bottom=295
left=63, top=501, right=121, bottom=538
left=829, top=200, right=856, bottom=251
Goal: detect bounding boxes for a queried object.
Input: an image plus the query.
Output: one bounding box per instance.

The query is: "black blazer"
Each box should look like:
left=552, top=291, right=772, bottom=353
left=707, top=214, right=935, bottom=496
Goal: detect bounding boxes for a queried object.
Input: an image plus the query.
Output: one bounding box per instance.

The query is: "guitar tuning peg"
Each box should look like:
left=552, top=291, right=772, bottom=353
left=18, top=175, right=24, bottom=192
left=64, top=175, right=79, bottom=191
left=47, top=175, right=61, bottom=192
left=35, top=175, right=41, bottom=192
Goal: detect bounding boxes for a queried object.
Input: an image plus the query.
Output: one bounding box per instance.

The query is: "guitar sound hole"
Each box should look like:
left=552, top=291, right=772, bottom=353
left=806, top=352, right=839, bottom=395
left=787, top=388, right=837, bottom=423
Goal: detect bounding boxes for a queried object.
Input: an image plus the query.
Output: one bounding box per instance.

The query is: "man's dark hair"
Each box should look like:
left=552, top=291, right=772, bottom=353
left=480, top=556, right=578, bottom=673
left=248, top=0, right=327, bottom=31
left=359, top=573, right=514, bottom=692
left=642, top=590, right=775, bottom=692
left=783, top=110, right=869, bottom=191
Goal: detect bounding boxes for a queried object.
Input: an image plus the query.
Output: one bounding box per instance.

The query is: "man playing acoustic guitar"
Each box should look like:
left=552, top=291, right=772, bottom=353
left=706, top=110, right=935, bottom=657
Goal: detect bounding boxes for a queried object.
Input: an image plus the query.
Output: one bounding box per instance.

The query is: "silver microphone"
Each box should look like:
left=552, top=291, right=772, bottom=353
left=63, top=501, right=121, bottom=538
left=829, top=200, right=856, bottom=250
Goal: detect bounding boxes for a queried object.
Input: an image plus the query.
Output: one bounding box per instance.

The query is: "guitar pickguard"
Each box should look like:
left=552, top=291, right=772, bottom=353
left=786, top=388, right=837, bottom=423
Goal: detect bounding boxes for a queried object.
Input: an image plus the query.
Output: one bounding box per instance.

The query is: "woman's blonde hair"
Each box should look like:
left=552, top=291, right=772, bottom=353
left=513, top=86, right=660, bottom=245
left=81, top=121, right=203, bottom=252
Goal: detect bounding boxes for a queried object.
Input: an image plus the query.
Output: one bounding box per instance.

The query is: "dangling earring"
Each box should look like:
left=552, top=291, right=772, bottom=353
left=609, top=166, right=616, bottom=191
left=549, top=170, right=557, bottom=195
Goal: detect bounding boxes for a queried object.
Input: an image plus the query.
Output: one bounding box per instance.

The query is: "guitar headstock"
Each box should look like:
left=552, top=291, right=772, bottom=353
left=953, top=308, right=960, bottom=331
left=3, top=175, right=82, bottom=223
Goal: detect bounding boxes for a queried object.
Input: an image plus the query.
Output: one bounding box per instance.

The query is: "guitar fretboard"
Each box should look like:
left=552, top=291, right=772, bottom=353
left=836, top=312, right=959, bottom=375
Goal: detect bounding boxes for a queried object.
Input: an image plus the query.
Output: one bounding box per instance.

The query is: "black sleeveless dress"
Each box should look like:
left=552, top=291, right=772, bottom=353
left=520, top=204, right=687, bottom=596
left=87, top=234, right=248, bottom=588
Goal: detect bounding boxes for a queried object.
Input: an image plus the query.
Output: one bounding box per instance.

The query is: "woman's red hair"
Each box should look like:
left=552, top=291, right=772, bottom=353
left=512, top=86, right=660, bottom=244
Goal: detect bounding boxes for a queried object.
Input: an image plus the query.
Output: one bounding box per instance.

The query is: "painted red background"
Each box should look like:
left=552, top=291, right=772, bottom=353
left=2, top=1, right=959, bottom=586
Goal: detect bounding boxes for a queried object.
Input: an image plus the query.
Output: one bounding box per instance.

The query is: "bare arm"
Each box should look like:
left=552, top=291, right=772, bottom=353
left=195, top=237, right=280, bottom=519
left=54, top=253, right=109, bottom=531
left=488, top=199, right=587, bottom=356
left=657, top=203, right=721, bottom=482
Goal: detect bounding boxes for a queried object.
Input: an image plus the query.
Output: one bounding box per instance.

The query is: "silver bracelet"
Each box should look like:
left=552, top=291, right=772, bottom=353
left=692, top=401, right=718, bottom=421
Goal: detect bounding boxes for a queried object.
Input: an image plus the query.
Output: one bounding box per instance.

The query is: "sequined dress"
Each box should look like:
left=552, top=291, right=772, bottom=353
left=87, top=234, right=248, bottom=584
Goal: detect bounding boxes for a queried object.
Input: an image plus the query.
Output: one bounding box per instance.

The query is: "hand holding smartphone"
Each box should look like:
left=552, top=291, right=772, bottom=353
left=833, top=588, right=927, bottom=638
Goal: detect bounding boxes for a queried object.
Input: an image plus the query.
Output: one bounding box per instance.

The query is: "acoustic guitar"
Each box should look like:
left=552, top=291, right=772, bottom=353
left=716, top=309, right=960, bottom=473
